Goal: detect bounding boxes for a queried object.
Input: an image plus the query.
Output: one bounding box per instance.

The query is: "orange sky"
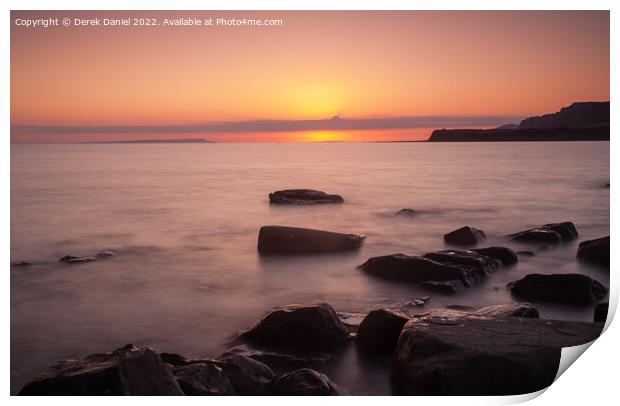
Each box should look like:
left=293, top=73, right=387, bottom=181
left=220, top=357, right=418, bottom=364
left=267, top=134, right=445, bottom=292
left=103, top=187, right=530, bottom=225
left=10, top=11, right=609, bottom=142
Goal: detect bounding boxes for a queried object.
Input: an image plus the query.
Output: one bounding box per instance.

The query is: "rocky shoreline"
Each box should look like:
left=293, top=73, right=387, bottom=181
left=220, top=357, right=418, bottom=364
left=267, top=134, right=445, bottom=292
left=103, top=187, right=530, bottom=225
left=15, top=189, right=610, bottom=396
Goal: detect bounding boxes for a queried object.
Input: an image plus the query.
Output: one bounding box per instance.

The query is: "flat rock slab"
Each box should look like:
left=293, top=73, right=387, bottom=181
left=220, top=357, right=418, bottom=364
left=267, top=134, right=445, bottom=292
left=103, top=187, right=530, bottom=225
left=258, top=225, right=364, bottom=254
left=239, top=303, right=351, bottom=349
left=269, top=189, right=343, bottom=204
left=393, top=310, right=603, bottom=395
left=359, top=248, right=509, bottom=293
left=508, top=273, right=607, bottom=304
left=19, top=344, right=184, bottom=395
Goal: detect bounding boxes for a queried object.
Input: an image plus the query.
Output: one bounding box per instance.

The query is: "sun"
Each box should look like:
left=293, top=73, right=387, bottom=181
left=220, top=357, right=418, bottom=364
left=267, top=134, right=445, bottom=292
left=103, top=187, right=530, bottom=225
left=299, top=130, right=347, bottom=142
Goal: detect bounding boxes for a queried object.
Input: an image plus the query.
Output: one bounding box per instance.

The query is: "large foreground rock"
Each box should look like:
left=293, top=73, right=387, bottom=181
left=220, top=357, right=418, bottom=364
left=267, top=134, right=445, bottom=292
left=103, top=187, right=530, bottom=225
left=18, top=344, right=183, bottom=395
left=393, top=310, right=603, bottom=395
left=258, top=226, right=364, bottom=254
left=266, top=368, right=341, bottom=395
left=359, top=249, right=505, bottom=293
left=239, top=303, right=350, bottom=349
left=594, top=303, right=609, bottom=323
left=269, top=189, right=343, bottom=204
left=577, top=236, right=610, bottom=267
left=510, top=222, right=578, bottom=244
left=444, top=226, right=486, bottom=246
left=508, top=273, right=607, bottom=304
left=356, top=308, right=409, bottom=354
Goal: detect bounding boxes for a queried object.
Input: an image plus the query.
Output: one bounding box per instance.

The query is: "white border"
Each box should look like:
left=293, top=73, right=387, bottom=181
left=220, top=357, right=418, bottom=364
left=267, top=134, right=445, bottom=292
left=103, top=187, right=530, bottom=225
left=3, top=1, right=617, bottom=404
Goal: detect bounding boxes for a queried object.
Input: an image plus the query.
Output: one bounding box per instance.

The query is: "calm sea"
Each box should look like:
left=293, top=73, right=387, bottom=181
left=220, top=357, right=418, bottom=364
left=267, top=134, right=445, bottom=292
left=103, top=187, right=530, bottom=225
left=10, top=141, right=610, bottom=394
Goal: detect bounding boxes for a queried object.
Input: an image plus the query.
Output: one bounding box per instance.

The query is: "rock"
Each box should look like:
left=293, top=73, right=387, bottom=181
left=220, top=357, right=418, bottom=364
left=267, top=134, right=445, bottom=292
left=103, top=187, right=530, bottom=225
left=172, top=362, right=235, bottom=395
left=239, top=303, right=350, bottom=349
left=356, top=308, right=409, bottom=355
left=508, top=273, right=607, bottom=304
left=577, top=236, right=610, bottom=267
left=474, top=303, right=539, bottom=318
left=11, top=260, right=34, bottom=267
left=160, top=352, right=193, bottom=366
left=516, top=250, right=536, bottom=257
left=217, top=354, right=275, bottom=395
left=58, top=255, right=97, bottom=264
left=269, top=189, right=343, bottom=205
left=594, top=303, right=609, bottom=323
left=18, top=344, right=183, bottom=395
left=396, top=208, right=417, bottom=216
left=266, top=368, right=341, bottom=395
left=359, top=250, right=501, bottom=293
left=393, top=310, right=603, bottom=395
left=510, top=222, right=578, bottom=244
left=446, top=304, right=476, bottom=311
left=444, top=226, right=486, bottom=246
left=257, top=225, right=364, bottom=255
left=221, top=345, right=330, bottom=370
left=96, top=250, right=116, bottom=258
left=472, top=247, right=518, bottom=266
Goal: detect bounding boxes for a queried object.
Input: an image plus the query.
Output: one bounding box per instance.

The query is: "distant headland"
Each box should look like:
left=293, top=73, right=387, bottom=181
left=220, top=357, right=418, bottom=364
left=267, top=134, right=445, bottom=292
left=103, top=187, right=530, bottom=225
left=428, top=102, right=610, bottom=142
left=86, top=138, right=214, bottom=144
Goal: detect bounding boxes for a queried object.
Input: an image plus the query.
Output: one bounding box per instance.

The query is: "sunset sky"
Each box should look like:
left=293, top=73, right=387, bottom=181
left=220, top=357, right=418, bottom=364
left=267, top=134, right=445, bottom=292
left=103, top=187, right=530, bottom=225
left=11, top=11, right=609, bottom=143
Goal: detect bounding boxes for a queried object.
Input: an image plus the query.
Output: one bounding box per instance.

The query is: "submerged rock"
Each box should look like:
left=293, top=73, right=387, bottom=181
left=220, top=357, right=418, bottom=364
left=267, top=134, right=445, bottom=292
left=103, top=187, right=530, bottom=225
left=577, top=236, right=610, bottom=267
left=266, top=368, right=341, bottom=395
left=96, top=250, right=116, bottom=258
left=11, top=260, right=34, bottom=267
left=594, top=303, right=609, bottom=323
left=393, top=310, right=603, bottom=395
left=508, top=273, right=607, bottom=304
left=474, top=303, right=539, bottom=318
left=359, top=249, right=503, bottom=293
left=395, top=208, right=417, bottom=216
left=239, top=303, right=350, bottom=349
left=269, top=189, right=343, bottom=205
left=216, top=354, right=275, bottom=395
left=516, top=250, right=536, bottom=257
left=356, top=308, right=409, bottom=355
left=257, top=225, right=364, bottom=254
left=18, top=344, right=183, bottom=395
left=58, top=255, right=97, bottom=264
left=510, top=222, right=578, bottom=244
left=172, top=362, right=235, bottom=395
left=444, top=226, right=486, bottom=246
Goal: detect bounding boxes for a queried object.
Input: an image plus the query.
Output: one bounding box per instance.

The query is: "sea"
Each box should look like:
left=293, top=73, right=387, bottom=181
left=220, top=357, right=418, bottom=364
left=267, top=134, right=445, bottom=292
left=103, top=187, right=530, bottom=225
left=10, top=141, right=610, bottom=394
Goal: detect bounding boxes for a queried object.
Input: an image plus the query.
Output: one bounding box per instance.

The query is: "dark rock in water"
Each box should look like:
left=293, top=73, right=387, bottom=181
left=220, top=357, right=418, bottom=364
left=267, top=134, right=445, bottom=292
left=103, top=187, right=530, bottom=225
left=11, top=260, right=34, bottom=267
left=266, top=368, right=341, bottom=395
left=221, top=345, right=331, bottom=370
left=58, top=255, right=97, bottom=264
left=239, top=303, right=350, bottom=349
left=18, top=344, right=183, bottom=395
left=444, top=226, right=486, bottom=246
left=160, top=352, right=193, bottom=366
left=392, top=310, right=603, bottom=395
left=516, top=250, right=536, bottom=257
left=474, top=303, right=539, bottom=318
left=510, top=222, right=578, bottom=244
left=594, top=303, right=609, bottom=323
left=269, top=189, right=343, bottom=205
left=356, top=308, right=409, bottom=355
left=257, top=225, right=364, bottom=254
left=172, top=362, right=235, bottom=395
left=577, top=236, right=610, bottom=267
left=472, top=246, right=518, bottom=266
left=446, top=304, right=476, bottom=311
left=217, top=354, right=275, bottom=395
left=508, top=273, right=607, bottom=304
left=359, top=250, right=502, bottom=293
left=544, top=222, right=579, bottom=240
left=96, top=250, right=116, bottom=258
left=396, top=208, right=417, bottom=216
